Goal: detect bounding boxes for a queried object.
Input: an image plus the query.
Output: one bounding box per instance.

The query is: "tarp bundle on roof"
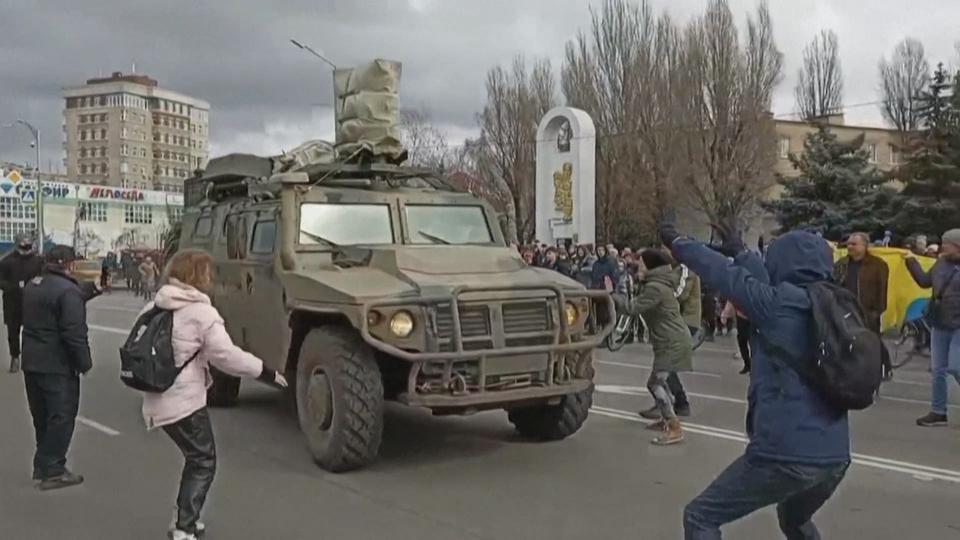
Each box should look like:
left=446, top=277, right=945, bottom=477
left=334, top=59, right=404, bottom=162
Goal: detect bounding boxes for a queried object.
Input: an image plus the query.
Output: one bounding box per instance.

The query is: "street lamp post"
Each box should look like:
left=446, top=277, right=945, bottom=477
left=289, top=39, right=338, bottom=70
left=2, top=120, right=43, bottom=253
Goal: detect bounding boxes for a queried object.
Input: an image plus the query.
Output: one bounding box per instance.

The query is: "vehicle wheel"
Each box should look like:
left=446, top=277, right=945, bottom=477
left=507, top=387, right=593, bottom=441
left=296, top=326, right=383, bottom=472
left=207, top=367, right=241, bottom=407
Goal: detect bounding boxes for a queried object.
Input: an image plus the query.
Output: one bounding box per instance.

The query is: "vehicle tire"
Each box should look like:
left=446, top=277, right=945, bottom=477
left=207, top=367, right=241, bottom=407
left=296, top=326, right=383, bottom=472
left=507, top=387, right=593, bottom=441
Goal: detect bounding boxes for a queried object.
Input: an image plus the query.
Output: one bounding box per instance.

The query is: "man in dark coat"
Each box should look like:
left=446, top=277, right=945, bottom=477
left=21, top=245, right=94, bottom=490
left=664, top=225, right=850, bottom=539
left=0, top=233, right=43, bottom=373
left=834, top=232, right=891, bottom=379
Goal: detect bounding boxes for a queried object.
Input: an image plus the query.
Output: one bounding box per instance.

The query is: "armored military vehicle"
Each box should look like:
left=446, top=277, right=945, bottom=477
left=178, top=60, right=613, bottom=472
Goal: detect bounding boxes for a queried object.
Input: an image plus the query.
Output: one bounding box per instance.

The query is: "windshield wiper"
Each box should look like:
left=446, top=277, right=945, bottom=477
left=300, top=229, right=341, bottom=248
left=418, top=230, right=451, bottom=245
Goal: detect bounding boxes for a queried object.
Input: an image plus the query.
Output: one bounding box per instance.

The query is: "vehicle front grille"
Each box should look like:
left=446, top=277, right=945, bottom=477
left=436, top=304, right=490, bottom=339
left=432, top=299, right=556, bottom=353
left=502, top=301, right=551, bottom=334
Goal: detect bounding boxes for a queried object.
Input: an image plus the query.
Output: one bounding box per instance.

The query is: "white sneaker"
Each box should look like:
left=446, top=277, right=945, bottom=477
left=169, top=531, right=197, bottom=540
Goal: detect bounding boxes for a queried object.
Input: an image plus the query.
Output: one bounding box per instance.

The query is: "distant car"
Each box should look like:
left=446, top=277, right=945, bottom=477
left=73, top=259, right=102, bottom=283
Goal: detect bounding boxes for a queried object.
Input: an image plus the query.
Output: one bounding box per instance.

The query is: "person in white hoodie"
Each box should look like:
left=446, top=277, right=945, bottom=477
left=141, top=249, right=287, bottom=540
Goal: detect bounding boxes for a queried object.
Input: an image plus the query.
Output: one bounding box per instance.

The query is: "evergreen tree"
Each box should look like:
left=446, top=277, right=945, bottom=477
left=892, top=63, right=960, bottom=235
left=767, top=125, right=894, bottom=240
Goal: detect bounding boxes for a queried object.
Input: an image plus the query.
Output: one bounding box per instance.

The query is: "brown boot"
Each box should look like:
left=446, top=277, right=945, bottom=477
left=651, top=419, right=684, bottom=445
left=645, top=420, right=666, bottom=431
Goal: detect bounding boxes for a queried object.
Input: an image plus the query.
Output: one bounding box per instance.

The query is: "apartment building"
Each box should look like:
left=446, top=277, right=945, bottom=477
left=774, top=114, right=903, bottom=178
left=63, top=72, right=210, bottom=193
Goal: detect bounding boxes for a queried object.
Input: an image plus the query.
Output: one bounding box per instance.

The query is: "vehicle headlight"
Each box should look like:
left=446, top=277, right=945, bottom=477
left=564, top=302, right=579, bottom=326
left=389, top=311, right=415, bottom=337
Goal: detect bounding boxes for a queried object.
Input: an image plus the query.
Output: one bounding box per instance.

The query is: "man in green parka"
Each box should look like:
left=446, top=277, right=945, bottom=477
left=622, top=249, right=693, bottom=445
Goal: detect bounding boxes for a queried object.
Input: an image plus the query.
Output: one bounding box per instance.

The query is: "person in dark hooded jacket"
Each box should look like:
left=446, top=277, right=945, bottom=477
left=591, top=245, right=618, bottom=290
left=663, top=225, right=850, bottom=540
left=0, top=233, right=43, bottom=373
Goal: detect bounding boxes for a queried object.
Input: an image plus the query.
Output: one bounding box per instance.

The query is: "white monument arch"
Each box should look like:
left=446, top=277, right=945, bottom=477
left=535, top=107, right=596, bottom=247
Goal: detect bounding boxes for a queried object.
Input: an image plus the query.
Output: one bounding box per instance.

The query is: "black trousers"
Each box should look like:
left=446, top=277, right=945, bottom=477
left=736, top=317, right=752, bottom=371
left=23, top=372, right=80, bottom=480
left=6, top=319, right=21, bottom=358
left=163, top=408, right=217, bottom=534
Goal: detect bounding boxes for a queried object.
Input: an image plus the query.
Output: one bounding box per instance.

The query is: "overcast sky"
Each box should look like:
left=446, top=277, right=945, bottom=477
left=2, top=0, right=959, bottom=171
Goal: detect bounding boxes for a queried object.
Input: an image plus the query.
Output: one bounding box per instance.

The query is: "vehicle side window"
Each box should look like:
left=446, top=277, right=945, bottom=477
left=193, top=216, right=213, bottom=238
left=225, top=214, right=248, bottom=260
left=250, top=220, right=277, bottom=255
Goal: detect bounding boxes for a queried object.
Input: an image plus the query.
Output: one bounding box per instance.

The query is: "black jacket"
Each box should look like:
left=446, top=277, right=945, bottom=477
left=0, top=250, right=43, bottom=323
left=907, top=257, right=960, bottom=329
left=21, top=266, right=93, bottom=375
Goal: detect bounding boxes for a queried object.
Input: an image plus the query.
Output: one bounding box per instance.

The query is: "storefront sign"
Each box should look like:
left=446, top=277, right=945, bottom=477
left=17, top=182, right=74, bottom=203
left=86, top=186, right=146, bottom=201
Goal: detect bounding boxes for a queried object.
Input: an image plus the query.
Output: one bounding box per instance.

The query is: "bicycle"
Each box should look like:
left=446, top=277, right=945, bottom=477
left=892, top=298, right=931, bottom=369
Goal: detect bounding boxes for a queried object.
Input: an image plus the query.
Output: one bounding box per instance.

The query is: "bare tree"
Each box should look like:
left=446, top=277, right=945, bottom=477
left=795, top=30, right=843, bottom=120
left=878, top=38, right=929, bottom=133
left=475, top=56, right=556, bottom=243
left=399, top=108, right=449, bottom=169
left=679, top=0, right=783, bottom=228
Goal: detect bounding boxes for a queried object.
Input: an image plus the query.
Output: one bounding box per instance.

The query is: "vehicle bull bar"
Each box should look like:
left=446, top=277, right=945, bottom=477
left=358, top=284, right=616, bottom=362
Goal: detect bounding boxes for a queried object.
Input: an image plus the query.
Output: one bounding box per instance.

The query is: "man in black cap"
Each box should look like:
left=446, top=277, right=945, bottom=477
left=21, top=245, right=93, bottom=490
left=0, top=232, right=43, bottom=373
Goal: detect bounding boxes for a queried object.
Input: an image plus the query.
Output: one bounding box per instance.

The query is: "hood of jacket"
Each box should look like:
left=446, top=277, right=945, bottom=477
left=642, top=264, right=678, bottom=289
left=154, top=279, right=211, bottom=310
left=764, top=231, right=833, bottom=286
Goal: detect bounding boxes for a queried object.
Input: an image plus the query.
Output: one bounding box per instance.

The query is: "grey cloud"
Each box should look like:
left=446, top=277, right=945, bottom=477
left=2, top=0, right=960, bottom=168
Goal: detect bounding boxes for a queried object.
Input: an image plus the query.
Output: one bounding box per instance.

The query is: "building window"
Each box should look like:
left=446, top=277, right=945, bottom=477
left=124, top=205, right=153, bottom=224
left=865, top=143, right=878, bottom=164
left=778, top=137, right=790, bottom=159
left=890, top=145, right=901, bottom=165
left=100, top=129, right=106, bottom=139
left=80, top=164, right=87, bottom=174
left=0, top=197, right=37, bottom=221
left=0, top=220, right=36, bottom=243
left=79, top=202, right=108, bottom=222
left=120, top=162, right=129, bottom=174
left=80, top=148, right=87, bottom=158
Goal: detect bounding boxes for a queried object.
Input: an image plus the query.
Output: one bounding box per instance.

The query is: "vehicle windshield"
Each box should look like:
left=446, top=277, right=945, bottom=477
left=405, top=205, right=493, bottom=245
left=299, top=203, right=394, bottom=246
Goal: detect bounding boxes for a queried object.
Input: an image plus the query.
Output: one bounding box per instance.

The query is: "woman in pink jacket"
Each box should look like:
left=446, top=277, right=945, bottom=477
left=141, top=249, right=287, bottom=540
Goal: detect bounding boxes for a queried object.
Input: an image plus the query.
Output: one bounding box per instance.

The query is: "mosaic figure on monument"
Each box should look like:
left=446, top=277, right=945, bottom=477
left=535, top=107, right=596, bottom=247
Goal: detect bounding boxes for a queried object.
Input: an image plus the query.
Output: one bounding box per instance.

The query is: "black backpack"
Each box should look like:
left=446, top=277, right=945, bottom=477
left=793, top=282, right=883, bottom=410
left=119, top=307, right=197, bottom=393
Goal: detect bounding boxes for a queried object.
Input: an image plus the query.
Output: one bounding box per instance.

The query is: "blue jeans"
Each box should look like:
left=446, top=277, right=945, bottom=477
left=683, top=454, right=849, bottom=540
left=930, top=327, right=960, bottom=415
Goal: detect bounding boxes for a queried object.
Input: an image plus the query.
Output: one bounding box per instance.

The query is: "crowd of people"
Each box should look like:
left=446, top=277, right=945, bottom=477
left=1, top=224, right=958, bottom=539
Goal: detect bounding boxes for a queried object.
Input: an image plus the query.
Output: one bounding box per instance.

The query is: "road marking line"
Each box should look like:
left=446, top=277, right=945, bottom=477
left=590, top=406, right=960, bottom=484
left=77, top=416, right=121, bottom=436
left=90, top=305, right=144, bottom=314
left=597, top=381, right=958, bottom=410
left=596, top=384, right=748, bottom=405
left=598, top=361, right=723, bottom=379
left=89, top=324, right=130, bottom=335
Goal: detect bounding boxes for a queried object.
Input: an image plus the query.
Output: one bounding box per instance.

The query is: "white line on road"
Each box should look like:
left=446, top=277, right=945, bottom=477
left=77, top=416, right=121, bottom=436
left=89, top=305, right=144, bottom=314
left=590, top=406, right=960, bottom=484
left=597, top=382, right=958, bottom=410
left=598, top=361, right=723, bottom=379
left=88, top=324, right=130, bottom=335
left=596, top=384, right=747, bottom=404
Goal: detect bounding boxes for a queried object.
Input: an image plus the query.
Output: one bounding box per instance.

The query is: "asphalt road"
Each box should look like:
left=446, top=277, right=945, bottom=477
left=2, top=291, right=959, bottom=540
